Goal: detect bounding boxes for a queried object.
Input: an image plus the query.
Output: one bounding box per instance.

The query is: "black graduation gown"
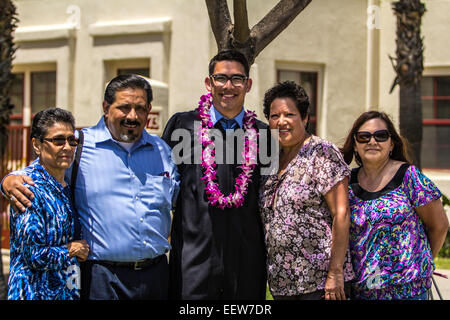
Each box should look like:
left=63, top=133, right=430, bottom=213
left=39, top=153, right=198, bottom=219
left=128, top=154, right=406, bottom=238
left=162, top=110, right=267, bottom=300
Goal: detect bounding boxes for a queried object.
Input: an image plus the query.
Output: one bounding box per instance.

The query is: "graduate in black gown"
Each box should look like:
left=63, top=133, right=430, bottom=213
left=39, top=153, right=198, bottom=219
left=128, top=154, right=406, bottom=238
left=162, top=50, right=269, bottom=300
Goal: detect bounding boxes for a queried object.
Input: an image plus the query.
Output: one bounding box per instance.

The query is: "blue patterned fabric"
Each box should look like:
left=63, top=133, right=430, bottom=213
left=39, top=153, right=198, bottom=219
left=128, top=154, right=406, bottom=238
left=8, top=161, right=80, bottom=300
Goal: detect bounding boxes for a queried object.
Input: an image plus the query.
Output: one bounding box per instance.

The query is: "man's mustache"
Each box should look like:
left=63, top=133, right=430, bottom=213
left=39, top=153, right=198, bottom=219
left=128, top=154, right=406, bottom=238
left=121, top=119, right=141, bottom=127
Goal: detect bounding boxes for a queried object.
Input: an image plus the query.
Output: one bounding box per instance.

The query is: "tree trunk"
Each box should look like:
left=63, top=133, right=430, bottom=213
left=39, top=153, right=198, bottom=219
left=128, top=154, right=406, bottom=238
left=0, top=0, right=18, bottom=300
left=390, top=0, right=426, bottom=169
left=205, top=0, right=312, bottom=65
left=399, top=84, right=422, bottom=166
left=0, top=0, right=17, bottom=155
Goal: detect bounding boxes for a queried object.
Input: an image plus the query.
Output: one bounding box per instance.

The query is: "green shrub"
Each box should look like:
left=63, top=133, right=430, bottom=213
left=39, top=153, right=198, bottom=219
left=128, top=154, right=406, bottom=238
left=443, top=194, right=450, bottom=207
left=438, top=232, right=450, bottom=258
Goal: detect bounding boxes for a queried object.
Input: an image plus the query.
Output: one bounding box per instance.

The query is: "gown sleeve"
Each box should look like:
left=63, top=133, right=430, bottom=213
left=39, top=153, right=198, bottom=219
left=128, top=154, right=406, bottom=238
left=162, top=112, right=181, bottom=149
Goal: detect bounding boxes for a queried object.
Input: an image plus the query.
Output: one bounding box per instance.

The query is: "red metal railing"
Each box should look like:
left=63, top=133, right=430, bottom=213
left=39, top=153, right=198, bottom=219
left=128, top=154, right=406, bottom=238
left=1, top=125, right=32, bottom=249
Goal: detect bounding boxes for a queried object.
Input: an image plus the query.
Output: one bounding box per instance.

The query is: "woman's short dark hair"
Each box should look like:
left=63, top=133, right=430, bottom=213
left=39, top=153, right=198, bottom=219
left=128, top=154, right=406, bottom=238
left=31, top=107, right=75, bottom=140
left=263, top=81, right=310, bottom=121
left=340, top=110, right=411, bottom=166
left=208, top=49, right=250, bottom=77
left=104, top=74, right=153, bottom=106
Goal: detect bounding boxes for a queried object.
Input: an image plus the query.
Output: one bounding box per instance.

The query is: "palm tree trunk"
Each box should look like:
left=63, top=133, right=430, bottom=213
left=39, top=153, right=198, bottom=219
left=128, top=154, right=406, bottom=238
left=399, top=84, right=422, bottom=166
left=390, top=0, right=426, bottom=168
left=0, top=0, right=17, bottom=155
left=0, top=0, right=18, bottom=300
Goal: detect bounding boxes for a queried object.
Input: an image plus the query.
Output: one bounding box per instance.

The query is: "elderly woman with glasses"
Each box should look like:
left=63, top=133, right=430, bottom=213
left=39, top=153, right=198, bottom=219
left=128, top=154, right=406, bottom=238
left=7, top=108, right=89, bottom=300
left=341, top=111, right=449, bottom=300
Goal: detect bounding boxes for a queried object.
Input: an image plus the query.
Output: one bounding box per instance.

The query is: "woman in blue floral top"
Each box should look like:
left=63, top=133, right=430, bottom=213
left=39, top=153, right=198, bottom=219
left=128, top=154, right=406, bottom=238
left=341, top=111, right=449, bottom=300
left=7, top=108, right=89, bottom=300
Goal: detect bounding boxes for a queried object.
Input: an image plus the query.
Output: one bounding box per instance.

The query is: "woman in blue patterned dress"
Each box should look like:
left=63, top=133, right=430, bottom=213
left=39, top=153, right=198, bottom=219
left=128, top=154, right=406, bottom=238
left=341, top=111, right=449, bottom=300
left=7, top=108, right=89, bottom=300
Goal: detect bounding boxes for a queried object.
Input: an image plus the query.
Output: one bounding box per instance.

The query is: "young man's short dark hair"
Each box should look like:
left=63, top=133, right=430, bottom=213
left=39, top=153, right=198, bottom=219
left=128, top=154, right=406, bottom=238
left=208, top=49, right=250, bottom=76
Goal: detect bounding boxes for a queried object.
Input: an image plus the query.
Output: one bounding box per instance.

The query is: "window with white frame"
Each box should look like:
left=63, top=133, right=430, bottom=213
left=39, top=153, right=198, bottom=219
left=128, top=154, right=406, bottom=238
left=10, top=64, right=57, bottom=126
left=104, top=58, right=150, bottom=83
left=277, top=69, right=319, bottom=135
left=10, top=73, right=24, bottom=125
left=117, top=68, right=150, bottom=78
left=421, top=75, right=450, bottom=169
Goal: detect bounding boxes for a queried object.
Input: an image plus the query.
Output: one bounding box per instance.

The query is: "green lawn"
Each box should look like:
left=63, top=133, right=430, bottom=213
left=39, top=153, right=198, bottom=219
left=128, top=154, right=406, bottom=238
left=435, top=257, right=450, bottom=270
left=266, top=285, right=273, bottom=300
left=264, top=257, right=450, bottom=300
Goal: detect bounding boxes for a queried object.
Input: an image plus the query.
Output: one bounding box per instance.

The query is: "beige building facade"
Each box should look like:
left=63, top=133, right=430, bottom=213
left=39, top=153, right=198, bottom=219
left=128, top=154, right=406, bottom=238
left=8, top=0, right=450, bottom=197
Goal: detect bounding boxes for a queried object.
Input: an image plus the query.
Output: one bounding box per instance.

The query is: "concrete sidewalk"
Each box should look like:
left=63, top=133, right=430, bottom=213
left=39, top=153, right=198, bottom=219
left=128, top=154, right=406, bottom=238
left=430, top=269, right=450, bottom=300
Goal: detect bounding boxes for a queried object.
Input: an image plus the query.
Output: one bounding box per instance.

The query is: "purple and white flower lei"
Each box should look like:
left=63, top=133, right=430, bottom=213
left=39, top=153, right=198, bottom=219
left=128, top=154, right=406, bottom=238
left=196, top=93, right=258, bottom=209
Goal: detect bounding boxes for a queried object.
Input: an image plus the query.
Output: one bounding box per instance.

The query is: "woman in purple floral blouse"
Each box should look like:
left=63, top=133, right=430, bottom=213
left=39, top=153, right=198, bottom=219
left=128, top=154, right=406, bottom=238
left=259, top=81, right=355, bottom=300
left=341, top=111, right=449, bottom=300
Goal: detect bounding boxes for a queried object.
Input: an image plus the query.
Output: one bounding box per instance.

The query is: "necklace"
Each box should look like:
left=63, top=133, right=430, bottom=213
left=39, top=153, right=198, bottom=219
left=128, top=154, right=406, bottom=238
left=196, top=93, right=259, bottom=209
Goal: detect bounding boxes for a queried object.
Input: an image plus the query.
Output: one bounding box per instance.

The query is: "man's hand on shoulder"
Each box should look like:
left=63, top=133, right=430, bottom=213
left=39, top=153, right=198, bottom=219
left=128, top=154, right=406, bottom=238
left=2, top=175, right=35, bottom=212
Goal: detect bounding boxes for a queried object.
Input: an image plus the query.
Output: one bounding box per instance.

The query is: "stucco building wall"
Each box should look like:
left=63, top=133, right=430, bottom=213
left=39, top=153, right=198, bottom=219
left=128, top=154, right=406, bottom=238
left=9, top=0, right=450, bottom=195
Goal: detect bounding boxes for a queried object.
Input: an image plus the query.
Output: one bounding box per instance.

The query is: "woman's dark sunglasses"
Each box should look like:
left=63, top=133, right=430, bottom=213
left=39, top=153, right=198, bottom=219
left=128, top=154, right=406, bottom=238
left=41, top=135, right=79, bottom=147
left=354, top=130, right=390, bottom=143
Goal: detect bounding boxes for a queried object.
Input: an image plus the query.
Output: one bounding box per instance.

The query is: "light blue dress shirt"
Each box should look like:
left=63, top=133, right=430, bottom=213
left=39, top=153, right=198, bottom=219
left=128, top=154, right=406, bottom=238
left=69, top=117, right=180, bottom=261
left=8, top=117, right=180, bottom=262
left=210, top=105, right=245, bottom=128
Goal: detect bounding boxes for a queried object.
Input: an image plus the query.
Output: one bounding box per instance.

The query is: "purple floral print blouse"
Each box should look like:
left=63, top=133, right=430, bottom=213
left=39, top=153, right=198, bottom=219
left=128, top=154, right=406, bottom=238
left=349, top=164, right=441, bottom=300
left=260, top=135, right=355, bottom=296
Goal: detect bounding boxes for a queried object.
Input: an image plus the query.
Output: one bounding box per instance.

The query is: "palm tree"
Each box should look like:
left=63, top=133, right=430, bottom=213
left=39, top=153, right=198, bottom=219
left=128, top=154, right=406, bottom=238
left=205, top=0, right=312, bottom=65
left=0, top=0, right=18, bottom=299
left=389, top=0, right=426, bottom=168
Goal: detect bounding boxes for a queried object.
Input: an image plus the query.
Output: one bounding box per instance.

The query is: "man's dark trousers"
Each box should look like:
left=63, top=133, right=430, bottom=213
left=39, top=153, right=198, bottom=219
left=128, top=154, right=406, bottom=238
left=80, top=255, right=168, bottom=300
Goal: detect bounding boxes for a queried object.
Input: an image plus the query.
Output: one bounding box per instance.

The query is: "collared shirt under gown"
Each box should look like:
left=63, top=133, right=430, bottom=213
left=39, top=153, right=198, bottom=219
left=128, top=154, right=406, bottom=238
left=162, top=110, right=268, bottom=300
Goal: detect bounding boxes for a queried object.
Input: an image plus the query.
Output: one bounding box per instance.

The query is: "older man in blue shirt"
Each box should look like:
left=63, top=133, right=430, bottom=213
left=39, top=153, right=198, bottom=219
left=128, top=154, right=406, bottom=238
left=3, top=74, right=180, bottom=299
